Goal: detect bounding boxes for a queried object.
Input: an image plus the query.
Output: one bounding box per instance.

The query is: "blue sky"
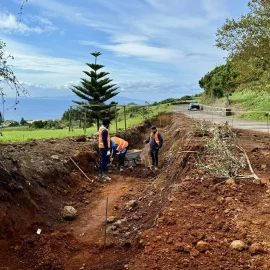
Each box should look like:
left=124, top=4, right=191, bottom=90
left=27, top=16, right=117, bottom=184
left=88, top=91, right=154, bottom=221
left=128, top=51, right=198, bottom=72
left=1, top=0, right=249, bottom=102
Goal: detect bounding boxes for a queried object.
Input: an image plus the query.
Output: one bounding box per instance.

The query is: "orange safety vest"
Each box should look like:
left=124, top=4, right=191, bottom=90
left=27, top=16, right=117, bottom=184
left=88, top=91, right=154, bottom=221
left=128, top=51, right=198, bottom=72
left=99, top=127, right=110, bottom=149
left=150, top=131, right=160, bottom=145
left=111, top=136, right=128, bottom=152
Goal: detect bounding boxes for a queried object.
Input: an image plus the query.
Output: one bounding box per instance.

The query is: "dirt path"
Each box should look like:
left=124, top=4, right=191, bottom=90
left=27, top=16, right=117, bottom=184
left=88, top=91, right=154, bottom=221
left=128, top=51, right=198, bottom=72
left=69, top=178, right=135, bottom=243
left=63, top=175, right=141, bottom=269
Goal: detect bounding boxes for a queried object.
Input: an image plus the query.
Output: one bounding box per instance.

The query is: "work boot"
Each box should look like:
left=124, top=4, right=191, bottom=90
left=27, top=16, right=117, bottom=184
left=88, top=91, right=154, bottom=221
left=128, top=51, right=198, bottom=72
left=102, top=174, right=111, bottom=181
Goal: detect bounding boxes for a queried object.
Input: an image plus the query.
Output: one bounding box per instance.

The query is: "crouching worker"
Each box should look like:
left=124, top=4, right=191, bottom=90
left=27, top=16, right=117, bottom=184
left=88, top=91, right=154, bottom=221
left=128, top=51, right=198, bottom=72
left=98, top=119, right=111, bottom=181
left=144, top=125, right=163, bottom=170
left=110, top=136, right=129, bottom=171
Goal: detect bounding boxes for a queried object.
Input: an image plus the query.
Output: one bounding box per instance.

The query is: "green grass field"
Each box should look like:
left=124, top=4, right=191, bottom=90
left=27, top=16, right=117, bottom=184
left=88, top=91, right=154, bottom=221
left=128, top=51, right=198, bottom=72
left=230, top=91, right=270, bottom=121
left=202, top=91, right=270, bottom=121
left=0, top=104, right=171, bottom=143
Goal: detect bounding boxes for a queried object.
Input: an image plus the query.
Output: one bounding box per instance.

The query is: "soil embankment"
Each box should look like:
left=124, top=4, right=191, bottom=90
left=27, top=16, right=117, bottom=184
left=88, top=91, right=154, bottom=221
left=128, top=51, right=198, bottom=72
left=0, top=113, right=270, bottom=269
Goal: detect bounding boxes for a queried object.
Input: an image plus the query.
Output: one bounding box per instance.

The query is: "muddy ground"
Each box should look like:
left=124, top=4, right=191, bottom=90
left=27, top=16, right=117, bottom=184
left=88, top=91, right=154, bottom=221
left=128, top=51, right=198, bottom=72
left=0, top=113, right=270, bottom=270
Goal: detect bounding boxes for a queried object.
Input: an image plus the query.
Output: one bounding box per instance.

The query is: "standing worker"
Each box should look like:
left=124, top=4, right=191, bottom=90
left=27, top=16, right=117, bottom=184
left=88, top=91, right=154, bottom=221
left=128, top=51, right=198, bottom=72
left=99, top=119, right=111, bottom=181
left=110, top=136, right=129, bottom=171
left=144, top=125, right=163, bottom=170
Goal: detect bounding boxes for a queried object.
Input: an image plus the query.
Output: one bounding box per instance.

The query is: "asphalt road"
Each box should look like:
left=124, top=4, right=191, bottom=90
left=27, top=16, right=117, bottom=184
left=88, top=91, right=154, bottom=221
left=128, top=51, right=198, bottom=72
left=173, top=105, right=270, bottom=134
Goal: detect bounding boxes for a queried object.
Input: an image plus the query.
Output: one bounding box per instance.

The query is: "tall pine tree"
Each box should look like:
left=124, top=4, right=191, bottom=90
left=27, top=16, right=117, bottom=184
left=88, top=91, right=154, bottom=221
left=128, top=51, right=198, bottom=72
left=71, top=52, right=119, bottom=130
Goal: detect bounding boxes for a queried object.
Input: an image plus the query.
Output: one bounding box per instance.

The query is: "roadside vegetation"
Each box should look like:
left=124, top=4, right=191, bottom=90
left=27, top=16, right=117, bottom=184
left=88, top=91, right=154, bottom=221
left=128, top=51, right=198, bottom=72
left=199, top=0, right=270, bottom=121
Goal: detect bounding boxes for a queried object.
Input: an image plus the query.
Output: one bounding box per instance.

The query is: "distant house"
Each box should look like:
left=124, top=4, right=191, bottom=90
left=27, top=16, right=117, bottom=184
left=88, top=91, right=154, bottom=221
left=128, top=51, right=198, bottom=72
left=26, top=119, right=48, bottom=124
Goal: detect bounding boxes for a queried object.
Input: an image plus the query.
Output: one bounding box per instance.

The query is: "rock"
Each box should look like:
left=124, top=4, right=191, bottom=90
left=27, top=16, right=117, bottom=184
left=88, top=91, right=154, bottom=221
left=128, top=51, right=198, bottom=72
left=251, top=219, right=266, bottom=225
left=196, top=241, right=209, bottom=252
left=107, top=216, right=116, bottom=223
left=261, top=165, right=267, bottom=169
left=86, top=187, right=92, bottom=193
left=197, top=169, right=204, bottom=175
left=225, top=178, right=236, bottom=186
left=225, top=197, right=234, bottom=203
left=185, top=176, right=191, bottom=181
left=109, top=225, right=117, bottom=231
left=132, top=214, right=140, bottom=221
left=249, top=243, right=264, bottom=255
left=62, top=206, right=77, bottom=220
left=79, top=264, right=86, bottom=270
left=120, top=227, right=129, bottom=233
left=75, top=136, right=87, bottom=142
left=190, top=248, right=200, bottom=257
left=230, top=240, right=248, bottom=251
left=155, top=235, right=162, bottom=241
left=125, top=200, right=137, bottom=211
left=84, top=201, right=90, bottom=204
left=169, top=196, right=176, bottom=202
left=167, top=238, right=173, bottom=244
left=174, top=242, right=185, bottom=252
left=51, top=155, right=60, bottom=161
left=112, top=231, right=120, bottom=236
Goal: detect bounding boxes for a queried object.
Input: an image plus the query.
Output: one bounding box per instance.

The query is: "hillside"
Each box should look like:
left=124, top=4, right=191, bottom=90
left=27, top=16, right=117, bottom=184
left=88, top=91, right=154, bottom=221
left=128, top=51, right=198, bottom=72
left=199, top=0, right=270, bottom=121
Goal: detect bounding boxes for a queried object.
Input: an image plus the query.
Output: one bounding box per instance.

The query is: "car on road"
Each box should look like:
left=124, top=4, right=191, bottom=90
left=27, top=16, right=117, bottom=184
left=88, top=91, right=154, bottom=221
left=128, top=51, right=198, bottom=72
left=188, top=102, right=201, bottom=110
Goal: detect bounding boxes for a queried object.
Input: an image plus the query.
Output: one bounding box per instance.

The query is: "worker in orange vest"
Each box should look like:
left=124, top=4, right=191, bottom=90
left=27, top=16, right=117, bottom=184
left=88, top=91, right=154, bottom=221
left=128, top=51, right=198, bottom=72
left=110, top=136, right=129, bottom=171
left=98, top=119, right=111, bottom=181
left=144, top=125, right=163, bottom=170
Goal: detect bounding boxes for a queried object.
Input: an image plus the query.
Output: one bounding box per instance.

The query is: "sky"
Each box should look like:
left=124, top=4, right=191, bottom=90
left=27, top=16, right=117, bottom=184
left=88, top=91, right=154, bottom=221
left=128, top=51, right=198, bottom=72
left=0, top=0, right=249, bottom=102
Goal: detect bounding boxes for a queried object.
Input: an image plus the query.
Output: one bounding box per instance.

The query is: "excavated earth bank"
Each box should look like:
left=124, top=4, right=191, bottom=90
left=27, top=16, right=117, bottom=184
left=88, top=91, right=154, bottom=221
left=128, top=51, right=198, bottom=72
left=0, top=113, right=270, bottom=270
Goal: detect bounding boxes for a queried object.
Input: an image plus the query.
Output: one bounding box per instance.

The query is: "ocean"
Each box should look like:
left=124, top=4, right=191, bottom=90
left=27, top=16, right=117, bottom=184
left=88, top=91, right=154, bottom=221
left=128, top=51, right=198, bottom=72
left=2, top=96, right=146, bottom=121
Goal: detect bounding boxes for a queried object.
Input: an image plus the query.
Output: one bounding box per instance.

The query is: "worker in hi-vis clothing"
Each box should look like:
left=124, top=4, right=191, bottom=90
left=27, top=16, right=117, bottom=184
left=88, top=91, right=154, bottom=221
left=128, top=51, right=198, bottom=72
left=144, top=125, right=163, bottom=170
left=110, top=136, right=129, bottom=172
left=98, top=119, right=111, bottom=181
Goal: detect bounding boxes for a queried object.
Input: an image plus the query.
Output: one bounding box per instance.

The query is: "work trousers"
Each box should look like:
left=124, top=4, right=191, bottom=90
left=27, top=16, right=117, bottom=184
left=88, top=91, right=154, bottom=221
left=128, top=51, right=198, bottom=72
left=118, top=147, right=128, bottom=168
left=150, top=148, right=159, bottom=167
left=99, top=148, right=109, bottom=174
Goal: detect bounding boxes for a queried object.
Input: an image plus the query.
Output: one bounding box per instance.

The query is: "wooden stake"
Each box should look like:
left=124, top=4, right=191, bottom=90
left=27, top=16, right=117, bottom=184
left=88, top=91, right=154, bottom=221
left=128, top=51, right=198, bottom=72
left=69, top=158, right=93, bottom=183
left=103, top=197, right=109, bottom=269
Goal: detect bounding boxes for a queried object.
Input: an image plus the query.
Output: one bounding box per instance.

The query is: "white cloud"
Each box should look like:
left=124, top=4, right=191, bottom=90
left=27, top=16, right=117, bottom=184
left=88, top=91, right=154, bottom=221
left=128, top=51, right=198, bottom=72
left=28, top=0, right=119, bottom=33
left=4, top=38, right=84, bottom=74
left=82, top=41, right=183, bottom=62
left=0, top=11, right=45, bottom=34
left=25, top=14, right=54, bottom=26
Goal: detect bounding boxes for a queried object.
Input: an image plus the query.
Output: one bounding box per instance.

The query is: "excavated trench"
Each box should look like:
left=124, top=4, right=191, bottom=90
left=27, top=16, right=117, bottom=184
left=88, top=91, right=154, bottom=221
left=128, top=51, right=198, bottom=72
left=0, top=113, right=186, bottom=269
left=1, top=113, right=270, bottom=270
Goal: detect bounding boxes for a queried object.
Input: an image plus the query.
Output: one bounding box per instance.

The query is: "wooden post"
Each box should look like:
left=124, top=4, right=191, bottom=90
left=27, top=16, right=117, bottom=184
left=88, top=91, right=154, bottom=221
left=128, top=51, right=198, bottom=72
left=124, top=105, right=127, bottom=130
left=69, top=106, right=72, bottom=132
left=115, top=104, right=118, bottom=133
left=84, top=106, right=86, bottom=133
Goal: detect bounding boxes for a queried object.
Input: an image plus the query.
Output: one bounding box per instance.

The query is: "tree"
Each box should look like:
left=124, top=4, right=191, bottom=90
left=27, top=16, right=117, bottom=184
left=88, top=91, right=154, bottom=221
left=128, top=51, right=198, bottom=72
left=20, top=117, right=27, bottom=125
left=71, top=52, right=119, bottom=130
left=0, top=112, right=3, bottom=125
left=1, top=40, right=28, bottom=118
left=199, top=63, right=238, bottom=105
left=216, top=0, right=270, bottom=73
left=61, top=106, right=95, bottom=128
